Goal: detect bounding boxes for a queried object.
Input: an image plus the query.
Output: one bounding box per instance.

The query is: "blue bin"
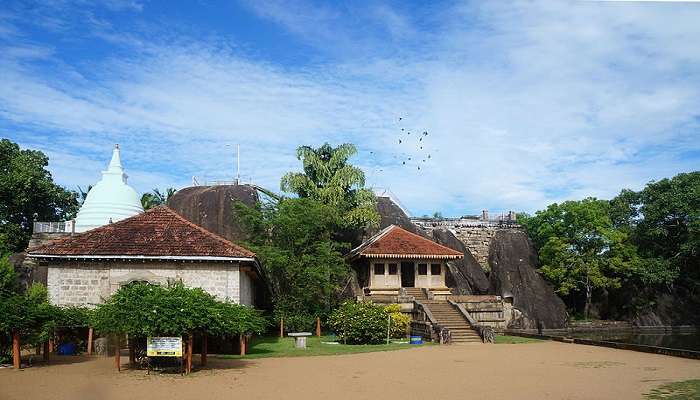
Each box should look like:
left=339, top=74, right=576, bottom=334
left=57, top=343, right=77, bottom=355
left=409, top=336, right=423, bottom=345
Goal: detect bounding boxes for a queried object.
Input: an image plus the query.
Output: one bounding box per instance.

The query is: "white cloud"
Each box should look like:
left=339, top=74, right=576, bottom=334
left=1, top=0, right=699, bottom=216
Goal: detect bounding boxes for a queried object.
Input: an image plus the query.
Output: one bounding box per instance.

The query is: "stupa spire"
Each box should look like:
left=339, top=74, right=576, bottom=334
left=74, top=144, right=143, bottom=232
left=104, top=144, right=127, bottom=183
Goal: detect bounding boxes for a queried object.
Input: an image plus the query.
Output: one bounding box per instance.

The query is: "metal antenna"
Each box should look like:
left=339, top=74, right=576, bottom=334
left=236, top=144, right=240, bottom=185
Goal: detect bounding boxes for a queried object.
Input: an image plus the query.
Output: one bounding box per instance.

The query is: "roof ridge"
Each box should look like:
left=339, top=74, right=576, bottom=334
left=389, top=224, right=463, bottom=255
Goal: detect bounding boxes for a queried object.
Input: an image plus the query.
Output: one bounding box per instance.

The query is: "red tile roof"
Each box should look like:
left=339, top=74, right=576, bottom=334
left=28, top=206, right=256, bottom=259
left=349, top=225, right=463, bottom=259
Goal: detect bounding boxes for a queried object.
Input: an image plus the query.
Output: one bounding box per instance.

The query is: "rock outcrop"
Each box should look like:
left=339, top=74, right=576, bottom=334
left=488, top=230, right=567, bottom=329
left=167, top=184, right=259, bottom=243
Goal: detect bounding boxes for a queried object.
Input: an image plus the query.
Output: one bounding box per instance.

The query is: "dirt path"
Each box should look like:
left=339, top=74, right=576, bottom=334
left=2, top=342, right=699, bottom=400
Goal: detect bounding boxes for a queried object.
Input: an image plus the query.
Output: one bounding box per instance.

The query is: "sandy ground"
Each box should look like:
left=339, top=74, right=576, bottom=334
left=1, top=342, right=700, bottom=400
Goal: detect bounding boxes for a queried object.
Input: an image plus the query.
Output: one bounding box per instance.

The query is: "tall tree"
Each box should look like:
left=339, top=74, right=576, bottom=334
left=141, top=187, right=177, bottom=210
left=235, top=198, right=349, bottom=331
left=522, top=198, right=643, bottom=319
left=0, top=139, right=78, bottom=253
left=280, top=143, right=379, bottom=230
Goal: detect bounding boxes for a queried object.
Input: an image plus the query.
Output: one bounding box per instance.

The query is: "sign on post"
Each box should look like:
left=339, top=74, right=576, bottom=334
left=147, top=337, right=183, bottom=357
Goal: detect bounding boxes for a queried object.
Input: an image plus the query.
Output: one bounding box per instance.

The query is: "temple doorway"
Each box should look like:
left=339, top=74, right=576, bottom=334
left=401, top=262, right=415, bottom=287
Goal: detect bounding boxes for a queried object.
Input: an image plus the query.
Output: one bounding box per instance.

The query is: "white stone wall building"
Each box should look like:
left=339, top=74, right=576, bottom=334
left=28, top=207, right=264, bottom=308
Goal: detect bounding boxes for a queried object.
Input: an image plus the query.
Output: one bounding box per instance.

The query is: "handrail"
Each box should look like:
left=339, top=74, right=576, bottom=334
left=414, top=300, right=451, bottom=344
left=448, top=299, right=495, bottom=343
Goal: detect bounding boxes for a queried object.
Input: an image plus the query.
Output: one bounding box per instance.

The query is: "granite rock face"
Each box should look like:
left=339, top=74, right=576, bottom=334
left=167, top=185, right=259, bottom=243
left=488, top=230, right=568, bottom=329
left=375, top=196, right=419, bottom=234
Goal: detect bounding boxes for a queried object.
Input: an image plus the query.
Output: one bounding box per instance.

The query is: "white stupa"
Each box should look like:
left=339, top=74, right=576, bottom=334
left=74, top=144, right=144, bottom=232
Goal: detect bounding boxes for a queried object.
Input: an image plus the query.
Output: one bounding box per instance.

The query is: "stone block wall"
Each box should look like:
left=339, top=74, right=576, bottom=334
left=451, top=226, right=499, bottom=270
left=46, top=260, right=251, bottom=307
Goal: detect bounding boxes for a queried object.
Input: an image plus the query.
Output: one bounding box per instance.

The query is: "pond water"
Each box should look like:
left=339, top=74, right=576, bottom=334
left=564, top=331, right=700, bottom=352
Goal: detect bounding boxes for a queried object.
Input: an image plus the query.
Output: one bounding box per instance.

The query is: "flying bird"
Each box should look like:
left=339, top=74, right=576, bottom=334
left=399, top=139, right=402, bottom=144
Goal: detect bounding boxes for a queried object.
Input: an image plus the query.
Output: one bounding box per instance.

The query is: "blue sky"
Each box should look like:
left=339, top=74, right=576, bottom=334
left=1, top=0, right=699, bottom=217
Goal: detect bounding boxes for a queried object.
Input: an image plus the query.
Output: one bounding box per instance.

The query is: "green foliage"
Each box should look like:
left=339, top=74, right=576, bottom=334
left=0, top=255, right=17, bottom=297
left=328, top=301, right=390, bottom=344
left=280, top=143, right=379, bottom=230
left=523, top=198, right=644, bottom=318
left=385, top=304, right=410, bottom=338
left=140, top=187, right=177, bottom=210
left=632, top=172, right=700, bottom=280
left=328, top=301, right=409, bottom=344
left=235, top=198, right=350, bottom=332
left=91, top=282, right=266, bottom=338
left=0, top=139, right=79, bottom=253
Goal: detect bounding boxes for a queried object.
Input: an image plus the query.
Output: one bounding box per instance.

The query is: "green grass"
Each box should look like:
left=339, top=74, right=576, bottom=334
left=645, top=379, right=700, bottom=400
left=494, top=335, right=543, bottom=344
left=216, top=335, right=431, bottom=359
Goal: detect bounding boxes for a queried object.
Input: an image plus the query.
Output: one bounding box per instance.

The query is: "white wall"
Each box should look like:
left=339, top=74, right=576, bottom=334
left=46, top=260, right=250, bottom=307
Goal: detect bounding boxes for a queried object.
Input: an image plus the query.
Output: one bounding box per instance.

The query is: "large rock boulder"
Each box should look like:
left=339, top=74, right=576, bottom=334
left=375, top=196, right=419, bottom=234
left=167, top=185, right=259, bottom=243
left=431, top=229, right=490, bottom=294
left=488, top=230, right=567, bottom=329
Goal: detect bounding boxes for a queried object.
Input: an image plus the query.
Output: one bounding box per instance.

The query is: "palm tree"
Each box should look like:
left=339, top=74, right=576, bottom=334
left=141, top=187, right=177, bottom=210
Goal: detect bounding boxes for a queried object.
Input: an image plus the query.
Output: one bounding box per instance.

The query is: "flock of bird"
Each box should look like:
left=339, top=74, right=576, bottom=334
left=367, top=117, right=436, bottom=176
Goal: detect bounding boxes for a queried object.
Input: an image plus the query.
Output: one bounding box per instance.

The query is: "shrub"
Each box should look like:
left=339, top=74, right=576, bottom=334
left=385, top=304, right=410, bottom=339
left=328, top=301, right=410, bottom=344
left=329, top=301, right=388, bottom=344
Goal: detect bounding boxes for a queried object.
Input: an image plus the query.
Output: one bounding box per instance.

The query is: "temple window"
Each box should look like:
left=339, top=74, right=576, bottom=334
left=374, top=263, right=385, bottom=275
left=417, top=263, right=428, bottom=275
left=388, top=263, right=398, bottom=275
left=431, top=263, right=441, bottom=275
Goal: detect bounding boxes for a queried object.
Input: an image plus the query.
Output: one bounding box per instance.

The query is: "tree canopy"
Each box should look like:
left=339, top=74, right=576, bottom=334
left=235, top=197, right=350, bottom=331
left=91, top=281, right=266, bottom=338
left=522, top=198, right=645, bottom=318
left=141, top=187, right=177, bottom=210
left=0, top=139, right=78, bottom=253
left=280, top=143, right=379, bottom=230
left=523, top=171, right=698, bottom=320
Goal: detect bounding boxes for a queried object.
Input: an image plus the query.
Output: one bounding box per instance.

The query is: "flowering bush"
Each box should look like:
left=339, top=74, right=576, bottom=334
left=328, top=301, right=410, bottom=344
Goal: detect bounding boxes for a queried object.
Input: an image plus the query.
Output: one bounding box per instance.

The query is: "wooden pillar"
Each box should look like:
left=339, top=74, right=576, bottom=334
left=114, top=336, right=121, bottom=372
left=316, top=317, right=321, bottom=337
left=201, top=333, right=208, bottom=367
left=128, top=339, right=135, bottom=367
left=186, top=334, right=193, bottom=374
left=239, top=334, right=246, bottom=357
left=43, top=341, right=50, bottom=362
left=12, top=331, right=20, bottom=370
left=279, top=318, right=284, bottom=338
left=87, top=327, right=94, bottom=356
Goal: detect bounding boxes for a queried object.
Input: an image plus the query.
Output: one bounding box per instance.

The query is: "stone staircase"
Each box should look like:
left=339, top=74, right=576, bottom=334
left=422, top=301, right=482, bottom=344
left=404, top=287, right=427, bottom=300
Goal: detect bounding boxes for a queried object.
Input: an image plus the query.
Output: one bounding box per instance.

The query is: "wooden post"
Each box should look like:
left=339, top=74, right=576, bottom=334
left=87, top=327, right=94, bottom=356
left=128, top=339, right=135, bottom=367
left=280, top=318, right=284, bottom=338
left=201, top=333, right=208, bottom=367
left=43, top=341, right=49, bottom=362
left=115, top=336, right=121, bottom=372
left=239, top=334, right=246, bottom=357
left=316, top=317, right=321, bottom=337
left=186, top=334, right=193, bottom=374
left=12, top=331, right=20, bottom=370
